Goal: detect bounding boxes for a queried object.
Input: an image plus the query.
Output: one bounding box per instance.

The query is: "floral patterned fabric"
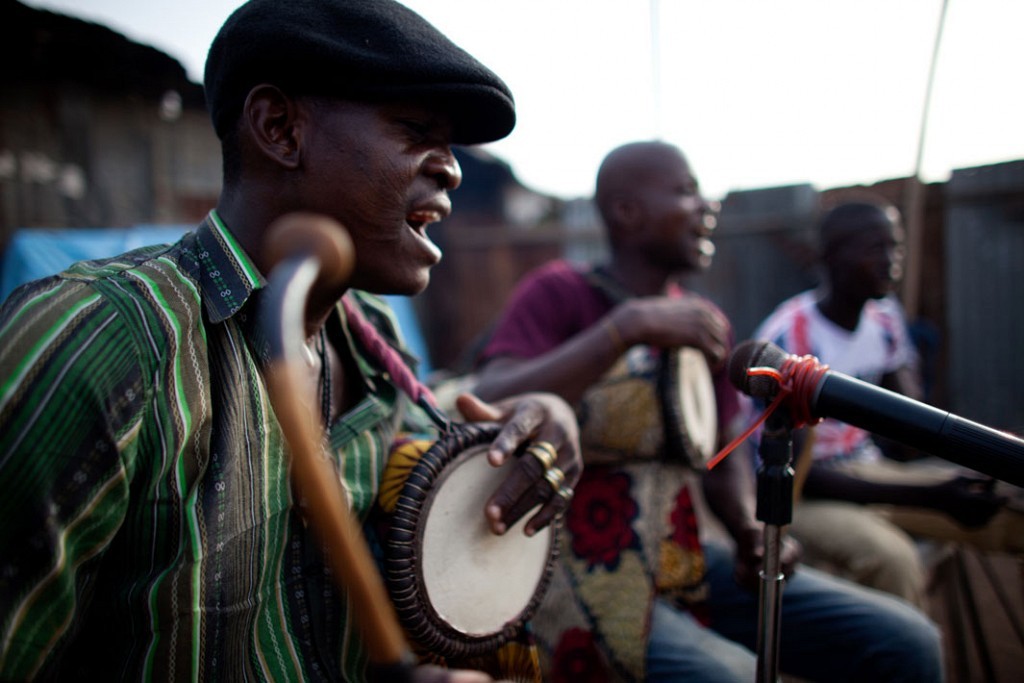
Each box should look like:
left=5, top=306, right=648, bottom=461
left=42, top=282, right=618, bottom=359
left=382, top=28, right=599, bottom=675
left=534, top=461, right=708, bottom=683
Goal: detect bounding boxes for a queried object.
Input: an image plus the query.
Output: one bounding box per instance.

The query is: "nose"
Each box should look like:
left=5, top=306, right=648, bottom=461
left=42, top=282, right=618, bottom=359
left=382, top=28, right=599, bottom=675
left=425, top=147, right=462, bottom=191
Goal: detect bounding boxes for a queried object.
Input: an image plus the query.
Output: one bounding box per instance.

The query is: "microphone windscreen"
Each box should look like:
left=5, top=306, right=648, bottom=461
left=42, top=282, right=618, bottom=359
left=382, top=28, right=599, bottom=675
left=728, top=339, right=789, bottom=398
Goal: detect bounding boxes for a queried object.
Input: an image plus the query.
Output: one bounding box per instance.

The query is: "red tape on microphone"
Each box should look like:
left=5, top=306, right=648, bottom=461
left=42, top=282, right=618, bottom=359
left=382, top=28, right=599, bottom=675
left=706, top=354, right=830, bottom=470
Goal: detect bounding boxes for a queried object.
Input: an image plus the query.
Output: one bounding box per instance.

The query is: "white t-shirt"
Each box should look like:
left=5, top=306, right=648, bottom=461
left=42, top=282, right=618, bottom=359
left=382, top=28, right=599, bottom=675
left=753, top=290, right=918, bottom=462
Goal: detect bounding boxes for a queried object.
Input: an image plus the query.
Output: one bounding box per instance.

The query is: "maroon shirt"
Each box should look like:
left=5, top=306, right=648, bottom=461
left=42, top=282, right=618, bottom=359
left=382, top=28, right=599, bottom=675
left=479, top=259, right=740, bottom=431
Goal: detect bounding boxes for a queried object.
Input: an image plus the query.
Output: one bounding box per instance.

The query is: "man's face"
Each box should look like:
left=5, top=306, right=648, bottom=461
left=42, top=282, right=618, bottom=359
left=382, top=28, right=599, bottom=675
left=832, top=213, right=905, bottom=300
left=635, top=151, right=716, bottom=273
left=298, top=98, right=462, bottom=295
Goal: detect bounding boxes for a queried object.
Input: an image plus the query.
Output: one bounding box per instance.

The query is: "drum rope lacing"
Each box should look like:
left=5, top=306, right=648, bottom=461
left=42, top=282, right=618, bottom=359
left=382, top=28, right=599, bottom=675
left=705, top=354, right=829, bottom=470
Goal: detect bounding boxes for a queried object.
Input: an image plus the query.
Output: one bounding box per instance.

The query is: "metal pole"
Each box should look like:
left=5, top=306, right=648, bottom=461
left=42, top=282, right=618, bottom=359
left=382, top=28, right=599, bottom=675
left=902, top=0, right=951, bottom=320
left=755, top=421, right=795, bottom=683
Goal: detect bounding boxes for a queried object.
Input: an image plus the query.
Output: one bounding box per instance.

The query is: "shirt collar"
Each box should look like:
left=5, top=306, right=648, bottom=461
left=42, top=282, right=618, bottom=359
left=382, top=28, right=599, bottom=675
left=195, top=210, right=267, bottom=323
left=191, top=215, right=403, bottom=411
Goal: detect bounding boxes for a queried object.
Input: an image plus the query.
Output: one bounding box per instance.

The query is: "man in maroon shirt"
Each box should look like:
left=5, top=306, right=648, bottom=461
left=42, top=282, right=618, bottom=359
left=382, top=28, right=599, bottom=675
left=472, top=141, right=943, bottom=682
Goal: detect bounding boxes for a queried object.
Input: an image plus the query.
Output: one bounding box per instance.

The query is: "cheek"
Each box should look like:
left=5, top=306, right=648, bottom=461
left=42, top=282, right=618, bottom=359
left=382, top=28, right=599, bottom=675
left=337, top=166, right=410, bottom=239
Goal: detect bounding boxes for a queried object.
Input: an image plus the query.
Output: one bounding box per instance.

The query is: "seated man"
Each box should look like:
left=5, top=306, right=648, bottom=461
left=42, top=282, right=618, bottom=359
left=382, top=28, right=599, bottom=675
left=752, top=199, right=1007, bottom=609
left=472, top=141, right=944, bottom=682
left=0, top=2, right=582, bottom=681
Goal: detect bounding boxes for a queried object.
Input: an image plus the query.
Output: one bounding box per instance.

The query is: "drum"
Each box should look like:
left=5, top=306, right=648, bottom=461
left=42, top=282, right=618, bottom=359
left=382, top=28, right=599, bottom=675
left=576, top=345, right=717, bottom=468
left=381, top=423, right=559, bottom=660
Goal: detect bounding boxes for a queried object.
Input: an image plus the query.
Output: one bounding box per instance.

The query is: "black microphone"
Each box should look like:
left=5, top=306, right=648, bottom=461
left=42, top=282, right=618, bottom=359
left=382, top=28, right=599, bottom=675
left=729, top=339, right=1024, bottom=488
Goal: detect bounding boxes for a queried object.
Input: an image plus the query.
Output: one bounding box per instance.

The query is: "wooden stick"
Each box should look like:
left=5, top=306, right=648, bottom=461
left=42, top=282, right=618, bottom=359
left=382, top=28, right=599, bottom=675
left=266, top=363, right=411, bottom=665
left=261, top=213, right=412, bottom=668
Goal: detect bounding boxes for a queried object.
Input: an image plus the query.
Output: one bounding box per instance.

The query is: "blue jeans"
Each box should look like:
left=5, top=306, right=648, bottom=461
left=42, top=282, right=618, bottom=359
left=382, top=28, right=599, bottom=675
left=646, top=543, right=944, bottom=682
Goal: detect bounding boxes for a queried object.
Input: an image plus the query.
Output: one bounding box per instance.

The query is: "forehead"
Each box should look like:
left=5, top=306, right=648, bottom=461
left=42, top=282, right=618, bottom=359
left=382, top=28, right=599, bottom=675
left=646, top=147, right=692, bottom=178
left=627, top=151, right=695, bottom=196
left=832, top=219, right=900, bottom=256
left=823, top=206, right=899, bottom=248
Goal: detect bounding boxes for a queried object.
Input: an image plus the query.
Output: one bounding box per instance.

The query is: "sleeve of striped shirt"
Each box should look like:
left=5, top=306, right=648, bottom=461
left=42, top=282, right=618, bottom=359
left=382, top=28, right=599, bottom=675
left=0, top=278, right=148, bottom=678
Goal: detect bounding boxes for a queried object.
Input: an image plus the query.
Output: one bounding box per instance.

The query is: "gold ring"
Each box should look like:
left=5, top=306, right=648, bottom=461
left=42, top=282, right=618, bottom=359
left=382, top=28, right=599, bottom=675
left=556, top=485, right=574, bottom=501
left=527, top=441, right=558, bottom=469
left=543, top=466, right=566, bottom=492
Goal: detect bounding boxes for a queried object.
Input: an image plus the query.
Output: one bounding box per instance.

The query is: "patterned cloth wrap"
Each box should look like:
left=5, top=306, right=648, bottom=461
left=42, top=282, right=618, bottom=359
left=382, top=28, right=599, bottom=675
left=375, top=435, right=543, bottom=683
left=576, top=346, right=670, bottom=462
left=542, top=271, right=712, bottom=682
left=534, top=455, right=709, bottom=683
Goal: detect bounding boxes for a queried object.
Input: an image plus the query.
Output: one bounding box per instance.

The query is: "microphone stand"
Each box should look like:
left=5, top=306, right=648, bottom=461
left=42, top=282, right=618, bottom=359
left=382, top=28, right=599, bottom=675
left=755, top=408, right=795, bottom=683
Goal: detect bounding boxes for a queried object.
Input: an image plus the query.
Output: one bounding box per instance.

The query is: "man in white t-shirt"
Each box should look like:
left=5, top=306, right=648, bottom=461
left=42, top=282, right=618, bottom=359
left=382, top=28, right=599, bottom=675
left=753, top=199, right=1004, bottom=608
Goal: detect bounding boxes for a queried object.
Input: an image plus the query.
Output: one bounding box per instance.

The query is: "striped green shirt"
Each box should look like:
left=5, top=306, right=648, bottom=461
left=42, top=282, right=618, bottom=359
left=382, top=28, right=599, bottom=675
left=0, top=212, right=431, bottom=681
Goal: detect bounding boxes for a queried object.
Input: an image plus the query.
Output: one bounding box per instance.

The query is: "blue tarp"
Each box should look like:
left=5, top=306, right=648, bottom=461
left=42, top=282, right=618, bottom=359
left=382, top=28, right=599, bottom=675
left=0, top=226, right=432, bottom=377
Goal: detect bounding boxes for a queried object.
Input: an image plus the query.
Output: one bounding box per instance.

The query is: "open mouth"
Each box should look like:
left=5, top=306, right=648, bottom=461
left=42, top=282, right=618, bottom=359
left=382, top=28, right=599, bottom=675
left=405, top=210, right=444, bottom=263
left=406, top=210, right=443, bottom=233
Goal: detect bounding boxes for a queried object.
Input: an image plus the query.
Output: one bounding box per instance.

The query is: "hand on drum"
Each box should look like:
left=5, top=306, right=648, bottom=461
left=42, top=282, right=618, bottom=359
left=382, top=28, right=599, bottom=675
left=612, top=296, right=730, bottom=369
left=455, top=392, right=582, bottom=536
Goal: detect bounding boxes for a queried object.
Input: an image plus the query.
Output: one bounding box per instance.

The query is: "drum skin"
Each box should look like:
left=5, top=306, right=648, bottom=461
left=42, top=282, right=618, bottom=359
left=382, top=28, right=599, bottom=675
left=383, top=423, right=560, bottom=659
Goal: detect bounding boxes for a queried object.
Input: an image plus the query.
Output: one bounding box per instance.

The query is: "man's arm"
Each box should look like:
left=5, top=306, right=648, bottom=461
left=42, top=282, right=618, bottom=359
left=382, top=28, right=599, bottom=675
left=0, top=286, right=143, bottom=679
left=473, top=310, right=625, bottom=407
left=802, top=460, right=1003, bottom=527
left=475, top=296, right=730, bottom=408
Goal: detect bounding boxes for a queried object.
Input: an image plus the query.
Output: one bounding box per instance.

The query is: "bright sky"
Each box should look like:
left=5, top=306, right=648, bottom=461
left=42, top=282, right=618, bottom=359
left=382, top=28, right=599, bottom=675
left=22, top=0, right=1024, bottom=201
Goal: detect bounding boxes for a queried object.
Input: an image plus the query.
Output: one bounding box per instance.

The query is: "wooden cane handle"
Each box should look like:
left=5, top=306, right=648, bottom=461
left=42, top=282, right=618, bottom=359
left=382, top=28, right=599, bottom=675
left=263, top=212, right=354, bottom=293
left=260, top=213, right=413, bottom=668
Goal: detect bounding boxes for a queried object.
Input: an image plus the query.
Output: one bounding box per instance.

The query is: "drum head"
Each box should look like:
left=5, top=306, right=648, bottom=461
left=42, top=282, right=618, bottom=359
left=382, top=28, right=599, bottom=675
left=421, top=446, right=552, bottom=635
left=384, top=424, right=557, bottom=659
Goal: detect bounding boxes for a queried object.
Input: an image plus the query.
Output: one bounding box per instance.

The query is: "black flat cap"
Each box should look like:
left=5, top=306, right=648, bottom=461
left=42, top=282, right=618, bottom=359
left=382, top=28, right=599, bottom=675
left=204, top=0, right=515, bottom=145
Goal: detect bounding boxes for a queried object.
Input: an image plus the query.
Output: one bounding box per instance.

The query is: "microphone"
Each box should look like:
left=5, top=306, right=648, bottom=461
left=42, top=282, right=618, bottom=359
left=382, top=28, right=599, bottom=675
left=729, top=339, right=1024, bottom=488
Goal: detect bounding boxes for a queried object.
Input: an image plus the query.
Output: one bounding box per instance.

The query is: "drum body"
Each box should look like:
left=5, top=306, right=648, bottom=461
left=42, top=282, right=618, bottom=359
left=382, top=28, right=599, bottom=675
left=576, top=345, right=717, bottom=467
left=382, top=423, right=558, bottom=659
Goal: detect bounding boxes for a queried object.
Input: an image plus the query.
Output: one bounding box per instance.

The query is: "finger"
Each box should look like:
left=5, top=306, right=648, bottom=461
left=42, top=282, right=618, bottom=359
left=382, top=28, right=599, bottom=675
left=455, top=392, right=504, bottom=422
left=487, top=404, right=544, bottom=466
left=456, top=393, right=521, bottom=466
left=495, top=478, right=552, bottom=535
left=523, top=485, right=573, bottom=535
left=485, top=449, right=551, bottom=533
left=519, top=465, right=570, bottom=532
left=489, top=434, right=580, bottom=534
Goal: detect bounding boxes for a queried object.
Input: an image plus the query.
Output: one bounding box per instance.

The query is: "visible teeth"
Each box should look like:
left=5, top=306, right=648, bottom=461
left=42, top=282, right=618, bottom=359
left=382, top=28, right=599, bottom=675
left=408, top=211, right=440, bottom=224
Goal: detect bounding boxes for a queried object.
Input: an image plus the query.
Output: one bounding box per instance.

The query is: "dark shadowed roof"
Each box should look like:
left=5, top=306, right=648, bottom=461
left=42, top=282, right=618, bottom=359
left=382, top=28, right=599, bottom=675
left=0, top=0, right=205, bottom=107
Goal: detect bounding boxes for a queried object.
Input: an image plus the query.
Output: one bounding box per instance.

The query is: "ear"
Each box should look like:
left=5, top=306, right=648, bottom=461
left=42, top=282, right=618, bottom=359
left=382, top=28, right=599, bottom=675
left=241, top=84, right=304, bottom=170
left=609, top=195, right=644, bottom=233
